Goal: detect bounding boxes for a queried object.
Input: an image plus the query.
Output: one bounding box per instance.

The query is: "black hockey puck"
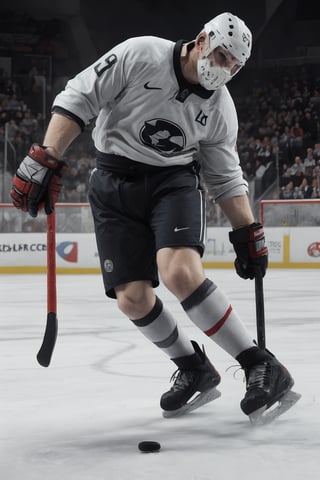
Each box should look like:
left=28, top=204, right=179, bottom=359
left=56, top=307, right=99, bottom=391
left=138, top=441, right=161, bottom=453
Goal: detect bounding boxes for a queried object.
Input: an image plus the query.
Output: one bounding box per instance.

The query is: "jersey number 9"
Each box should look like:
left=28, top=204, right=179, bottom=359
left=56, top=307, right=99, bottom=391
left=94, top=54, right=117, bottom=77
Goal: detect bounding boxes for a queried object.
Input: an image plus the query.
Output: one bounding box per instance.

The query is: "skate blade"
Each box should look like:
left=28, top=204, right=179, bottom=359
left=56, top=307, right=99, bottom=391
left=162, top=387, right=221, bottom=418
left=249, top=390, right=301, bottom=426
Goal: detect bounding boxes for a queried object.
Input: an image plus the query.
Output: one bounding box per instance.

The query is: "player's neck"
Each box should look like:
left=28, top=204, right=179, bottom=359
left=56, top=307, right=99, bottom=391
left=180, top=44, right=199, bottom=85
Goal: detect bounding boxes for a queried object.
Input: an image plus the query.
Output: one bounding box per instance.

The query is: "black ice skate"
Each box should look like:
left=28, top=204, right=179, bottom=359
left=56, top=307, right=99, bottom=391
left=241, top=356, right=301, bottom=425
left=161, top=341, right=221, bottom=418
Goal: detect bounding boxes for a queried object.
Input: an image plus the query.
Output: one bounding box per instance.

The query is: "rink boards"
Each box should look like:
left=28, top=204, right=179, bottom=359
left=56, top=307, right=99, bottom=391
left=0, top=227, right=319, bottom=273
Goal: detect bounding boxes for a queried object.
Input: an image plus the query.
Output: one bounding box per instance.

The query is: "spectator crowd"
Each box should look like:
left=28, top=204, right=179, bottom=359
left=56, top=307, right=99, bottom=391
left=234, top=64, right=320, bottom=200
left=1, top=12, right=320, bottom=232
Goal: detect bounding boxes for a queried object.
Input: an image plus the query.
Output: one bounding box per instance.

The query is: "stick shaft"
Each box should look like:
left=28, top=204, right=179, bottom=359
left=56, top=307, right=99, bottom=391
left=36, top=212, right=58, bottom=367
left=47, top=211, right=57, bottom=313
left=254, top=271, right=266, bottom=349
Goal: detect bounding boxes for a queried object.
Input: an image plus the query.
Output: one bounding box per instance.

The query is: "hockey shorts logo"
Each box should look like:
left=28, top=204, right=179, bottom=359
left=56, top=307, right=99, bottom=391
left=104, top=259, right=114, bottom=273
left=139, top=118, right=186, bottom=154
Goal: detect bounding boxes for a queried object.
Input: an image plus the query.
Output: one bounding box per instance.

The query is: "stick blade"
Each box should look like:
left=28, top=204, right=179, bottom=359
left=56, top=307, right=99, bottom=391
left=37, top=312, right=58, bottom=367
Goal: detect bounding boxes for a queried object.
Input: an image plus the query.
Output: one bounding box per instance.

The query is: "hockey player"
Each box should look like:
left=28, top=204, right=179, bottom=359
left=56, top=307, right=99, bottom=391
left=10, top=13, right=297, bottom=421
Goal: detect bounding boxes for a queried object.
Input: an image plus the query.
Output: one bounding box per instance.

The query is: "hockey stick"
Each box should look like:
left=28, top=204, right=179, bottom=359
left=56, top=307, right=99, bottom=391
left=37, top=211, right=58, bottom=367
left=254, top=268, right=266, bottom=350
left=250, top=268, right=302, bottom=424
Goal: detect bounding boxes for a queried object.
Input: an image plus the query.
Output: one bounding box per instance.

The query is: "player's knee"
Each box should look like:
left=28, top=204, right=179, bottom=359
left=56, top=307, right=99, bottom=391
left=161, top=263, right=193, bottom=295
left=116, top=289, right=154, bottom=319
left=117, top=295, right=140, bottom=318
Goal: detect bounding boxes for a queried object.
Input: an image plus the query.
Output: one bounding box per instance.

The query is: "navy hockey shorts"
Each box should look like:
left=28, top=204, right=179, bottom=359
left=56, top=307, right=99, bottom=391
left=88, top=156, right=206, bottom=298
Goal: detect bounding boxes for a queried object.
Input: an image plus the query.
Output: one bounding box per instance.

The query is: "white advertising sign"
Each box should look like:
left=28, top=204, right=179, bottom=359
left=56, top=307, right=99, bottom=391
left=290, top=227, right=320, bottom=263
left=1, top=227, right=319, bottom=270
left=0, top=233, right=100, bottom=268
left=204, top=227, right=284, bottom=263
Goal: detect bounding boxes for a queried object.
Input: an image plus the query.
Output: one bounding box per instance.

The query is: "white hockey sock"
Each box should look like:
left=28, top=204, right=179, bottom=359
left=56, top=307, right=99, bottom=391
left=181, top=279, right=255, bottom=358
left=131, top=297, right=196, bottom=365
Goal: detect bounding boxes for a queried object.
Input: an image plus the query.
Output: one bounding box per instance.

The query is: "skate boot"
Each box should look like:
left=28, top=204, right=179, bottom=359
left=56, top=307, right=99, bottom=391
left=160, top=341, right=221, bottom=418
left=241, top=356, right=301, bottom=424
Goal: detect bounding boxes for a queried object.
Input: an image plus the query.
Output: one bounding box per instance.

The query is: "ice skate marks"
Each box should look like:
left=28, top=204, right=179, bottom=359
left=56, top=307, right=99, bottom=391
left=249, top=389, right=301, bottom=425
left=162, top=387, right=221, bottom=418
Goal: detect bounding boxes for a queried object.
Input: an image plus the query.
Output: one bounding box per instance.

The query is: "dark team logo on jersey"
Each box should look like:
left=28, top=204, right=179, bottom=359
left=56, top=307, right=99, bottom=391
left=139, top=118, right=186, bottom=155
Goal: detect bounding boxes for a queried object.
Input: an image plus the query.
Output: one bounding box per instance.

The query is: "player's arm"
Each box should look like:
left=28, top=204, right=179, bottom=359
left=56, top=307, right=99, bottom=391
left=217, top=194, right=254, bottom=228
left=200, top=131, right=268, bottom=280
left=43, top=112, right=82, bottom=159
left=10, top=113, right=81, bottom=218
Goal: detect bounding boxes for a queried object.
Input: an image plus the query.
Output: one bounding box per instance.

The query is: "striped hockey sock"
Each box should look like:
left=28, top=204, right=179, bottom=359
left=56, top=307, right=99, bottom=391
left=130, top=297, right=201, bottom=369
left=181, top=278, right=255, bottom=358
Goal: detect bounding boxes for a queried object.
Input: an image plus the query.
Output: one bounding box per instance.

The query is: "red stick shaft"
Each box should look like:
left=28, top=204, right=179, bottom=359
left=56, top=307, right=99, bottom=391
left=47, top=212, right=57, bottom=314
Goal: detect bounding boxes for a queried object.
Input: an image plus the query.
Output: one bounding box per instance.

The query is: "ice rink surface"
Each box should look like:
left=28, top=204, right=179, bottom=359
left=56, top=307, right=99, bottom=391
left=1, top=269, right=319, bottom=480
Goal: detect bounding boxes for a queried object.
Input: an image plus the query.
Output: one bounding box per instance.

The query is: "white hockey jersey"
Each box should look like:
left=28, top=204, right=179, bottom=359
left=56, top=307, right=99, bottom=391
left=53, top=36, right=248, bottom=200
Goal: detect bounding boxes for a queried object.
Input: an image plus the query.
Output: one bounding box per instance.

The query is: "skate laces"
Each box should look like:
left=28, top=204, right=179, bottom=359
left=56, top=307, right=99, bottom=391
left=246, top=362, right=271, bottom=391
left=226, top=364, right=243, bottom=379
left=170, top=369, right=196, bottom=392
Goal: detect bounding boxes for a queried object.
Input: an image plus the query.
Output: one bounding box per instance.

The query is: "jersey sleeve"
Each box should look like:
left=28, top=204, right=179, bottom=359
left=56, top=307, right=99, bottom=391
left=52, top=39, right=133, bottom=125
left=199, top=89, right=248, bottom=201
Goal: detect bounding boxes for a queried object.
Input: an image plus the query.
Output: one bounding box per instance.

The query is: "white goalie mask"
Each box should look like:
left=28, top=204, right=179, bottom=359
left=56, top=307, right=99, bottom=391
left=197, top=12, right=252, bottom=90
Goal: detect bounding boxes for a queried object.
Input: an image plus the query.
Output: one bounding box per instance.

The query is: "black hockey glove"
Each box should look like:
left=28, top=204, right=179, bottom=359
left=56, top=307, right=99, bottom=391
left=10, top=144, right=67, bottom=218
left=229, top=222, right=268, bottom=280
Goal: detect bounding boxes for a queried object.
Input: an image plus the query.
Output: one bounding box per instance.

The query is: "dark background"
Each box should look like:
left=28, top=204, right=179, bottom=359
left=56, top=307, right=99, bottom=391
left=0, top=0, right=319, bottom=69
left=1, top=0, right=319, bottom=108
left=1, top=0, right=320, bottom=205
left=1, top=0, right=319, bottom=104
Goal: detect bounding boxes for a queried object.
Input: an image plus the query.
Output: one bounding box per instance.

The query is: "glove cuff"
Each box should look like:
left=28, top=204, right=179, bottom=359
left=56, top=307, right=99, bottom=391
left=28, top=144, right=60, bottom=169
left=229, top=222, right=262, bottom=244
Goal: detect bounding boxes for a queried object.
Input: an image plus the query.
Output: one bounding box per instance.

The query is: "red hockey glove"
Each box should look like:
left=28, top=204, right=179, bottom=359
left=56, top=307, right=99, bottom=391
left=10, top=144, right=67, bottom=217
left=229, top=222, right=268, bottom=279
